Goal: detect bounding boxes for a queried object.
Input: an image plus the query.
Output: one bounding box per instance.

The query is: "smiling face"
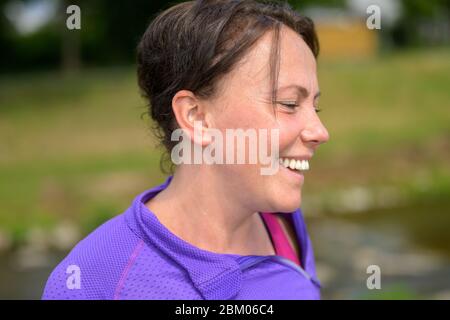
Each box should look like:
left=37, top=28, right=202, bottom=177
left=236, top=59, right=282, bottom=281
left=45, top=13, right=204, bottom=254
left=197, top=25, right=329, bottom=213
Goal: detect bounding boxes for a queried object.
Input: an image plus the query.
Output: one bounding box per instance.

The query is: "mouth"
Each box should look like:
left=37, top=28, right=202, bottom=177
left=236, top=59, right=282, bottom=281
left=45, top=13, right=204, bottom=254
left=279, top=157, right=310, bottom=173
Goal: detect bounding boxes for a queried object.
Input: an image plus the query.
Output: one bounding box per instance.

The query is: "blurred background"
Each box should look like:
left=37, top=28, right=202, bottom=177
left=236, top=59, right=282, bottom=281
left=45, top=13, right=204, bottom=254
left=0, top=0, right=449, bottom=299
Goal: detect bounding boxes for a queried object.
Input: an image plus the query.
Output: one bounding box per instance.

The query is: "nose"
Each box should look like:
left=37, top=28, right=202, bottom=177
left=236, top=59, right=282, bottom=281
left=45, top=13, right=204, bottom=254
left=300, top=113, right=329, bottom=148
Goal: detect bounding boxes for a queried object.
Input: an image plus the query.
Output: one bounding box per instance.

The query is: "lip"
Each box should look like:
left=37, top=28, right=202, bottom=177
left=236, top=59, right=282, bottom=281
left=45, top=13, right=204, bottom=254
left=279, top=155, right=312, bottom=161
left=279, top=162, right=304, bottom=184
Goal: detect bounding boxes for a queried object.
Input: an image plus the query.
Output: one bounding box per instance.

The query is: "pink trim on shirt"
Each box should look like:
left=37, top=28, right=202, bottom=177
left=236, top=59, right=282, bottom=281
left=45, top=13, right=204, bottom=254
left=260, top=212, right=301, bottom=267
left=114, top=239, right=145, bottom=300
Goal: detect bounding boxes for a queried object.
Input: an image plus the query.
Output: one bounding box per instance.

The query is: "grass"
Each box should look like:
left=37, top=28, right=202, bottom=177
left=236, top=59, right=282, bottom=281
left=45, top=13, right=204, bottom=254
left=0, top=48, right=449, bottom=242
left=317, top=48, right=450, bottom=156
left=0, top=67, right=167, bottom=237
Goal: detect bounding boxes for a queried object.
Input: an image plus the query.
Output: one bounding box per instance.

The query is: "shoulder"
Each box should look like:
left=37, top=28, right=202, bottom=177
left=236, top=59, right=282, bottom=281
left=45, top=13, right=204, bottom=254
left=42, top=213, right=143, bottom=300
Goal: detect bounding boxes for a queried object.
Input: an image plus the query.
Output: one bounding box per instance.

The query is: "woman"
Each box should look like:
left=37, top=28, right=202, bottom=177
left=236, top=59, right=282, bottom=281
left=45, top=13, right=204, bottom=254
left=43, top=0, right=329, bottom=300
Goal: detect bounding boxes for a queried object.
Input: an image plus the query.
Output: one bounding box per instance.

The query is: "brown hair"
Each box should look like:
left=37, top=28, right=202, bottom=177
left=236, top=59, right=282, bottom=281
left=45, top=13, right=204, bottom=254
left=137, top=0, right=319, bottom=172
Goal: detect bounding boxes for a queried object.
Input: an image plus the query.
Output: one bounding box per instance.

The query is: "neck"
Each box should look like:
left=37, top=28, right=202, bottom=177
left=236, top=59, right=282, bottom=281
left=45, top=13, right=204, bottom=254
left=146, top=165, right=274, bottom=255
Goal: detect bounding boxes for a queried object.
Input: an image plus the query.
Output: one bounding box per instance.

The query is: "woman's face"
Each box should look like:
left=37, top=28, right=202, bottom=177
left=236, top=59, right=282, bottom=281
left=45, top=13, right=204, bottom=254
left=204, top=25, right=329, bottom=213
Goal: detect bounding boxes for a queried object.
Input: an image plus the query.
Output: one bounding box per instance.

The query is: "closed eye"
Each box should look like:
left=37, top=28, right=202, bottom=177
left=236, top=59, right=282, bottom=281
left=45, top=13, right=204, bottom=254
left=280, top=102, right=298, bottom=108
left=277, top=101, right=323, bottom=114
left=277, top=101, right=298, bottom=108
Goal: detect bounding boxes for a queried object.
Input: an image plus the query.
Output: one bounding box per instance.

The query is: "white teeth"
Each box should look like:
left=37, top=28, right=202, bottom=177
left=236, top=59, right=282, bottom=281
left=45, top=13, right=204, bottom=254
left=289, top=159, right=296, bottom=170
left=279, top=157, right=310, bottom=171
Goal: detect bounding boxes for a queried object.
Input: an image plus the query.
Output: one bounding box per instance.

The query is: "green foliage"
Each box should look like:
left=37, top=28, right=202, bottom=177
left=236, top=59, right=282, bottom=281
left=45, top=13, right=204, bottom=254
left=0, top=48, right=448, bottom=235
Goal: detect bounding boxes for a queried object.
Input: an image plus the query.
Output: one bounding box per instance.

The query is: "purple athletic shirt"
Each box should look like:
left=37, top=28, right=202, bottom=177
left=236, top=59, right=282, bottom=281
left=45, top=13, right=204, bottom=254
left=42, top=175, right=321, bottom=300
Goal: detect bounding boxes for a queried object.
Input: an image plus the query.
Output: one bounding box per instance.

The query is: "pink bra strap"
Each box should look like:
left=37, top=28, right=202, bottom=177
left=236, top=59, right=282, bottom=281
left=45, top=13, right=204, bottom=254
left=260, top=212, right=301, bottom=267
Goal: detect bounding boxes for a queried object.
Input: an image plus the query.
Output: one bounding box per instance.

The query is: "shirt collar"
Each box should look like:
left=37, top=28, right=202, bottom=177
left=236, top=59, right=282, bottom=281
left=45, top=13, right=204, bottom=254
left=125, top=175, right=314, bottom=299
left=125, top=175, right=243, bottom=299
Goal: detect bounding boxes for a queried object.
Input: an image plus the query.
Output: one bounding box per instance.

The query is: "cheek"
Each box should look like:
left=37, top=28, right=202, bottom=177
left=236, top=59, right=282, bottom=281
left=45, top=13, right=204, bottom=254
left=212, top=91, right=274, bottom=129
left=277, top=114, right=303, bottom=150
left=217, top=106, right=260, bottom=129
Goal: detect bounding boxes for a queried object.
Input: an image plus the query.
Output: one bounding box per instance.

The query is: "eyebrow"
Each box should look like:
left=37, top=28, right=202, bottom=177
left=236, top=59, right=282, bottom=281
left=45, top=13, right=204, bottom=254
left=277, top=84, right=321, bottom=100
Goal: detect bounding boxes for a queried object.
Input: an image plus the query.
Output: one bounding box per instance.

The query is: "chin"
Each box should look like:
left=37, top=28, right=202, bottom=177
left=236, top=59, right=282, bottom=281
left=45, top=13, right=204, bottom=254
left=278, top=202, right=301, bottom=213
left=270, top=192, right=302, bottom=213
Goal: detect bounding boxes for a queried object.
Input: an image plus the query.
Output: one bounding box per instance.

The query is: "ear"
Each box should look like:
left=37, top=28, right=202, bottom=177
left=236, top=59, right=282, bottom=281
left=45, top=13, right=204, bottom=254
left=171, top=90, right=212, bottom=146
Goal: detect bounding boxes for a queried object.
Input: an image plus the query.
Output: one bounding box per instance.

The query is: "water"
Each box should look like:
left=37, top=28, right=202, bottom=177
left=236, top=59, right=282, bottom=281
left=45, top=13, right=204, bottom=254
left=308, top=201, right=450, bottom=299
left=0, top=250, right=66, bottom=299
